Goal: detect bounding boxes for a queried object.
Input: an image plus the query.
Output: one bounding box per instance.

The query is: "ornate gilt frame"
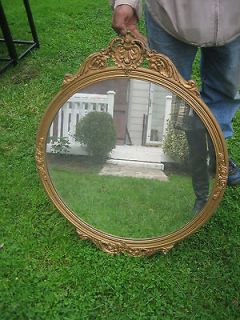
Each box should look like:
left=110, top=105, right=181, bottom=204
left=36, top=33, right=228, bottom=256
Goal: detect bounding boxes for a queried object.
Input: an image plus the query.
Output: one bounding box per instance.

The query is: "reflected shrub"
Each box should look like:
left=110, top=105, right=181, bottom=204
left=75, top=111, right=116, bottom=163
left=163, top=120, right=189, bottom=165
left=50, top=136, right=70, bottom=154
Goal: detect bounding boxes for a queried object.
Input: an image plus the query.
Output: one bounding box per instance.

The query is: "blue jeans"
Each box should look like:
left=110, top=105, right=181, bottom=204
left=144, top=8, right=240, bottom=138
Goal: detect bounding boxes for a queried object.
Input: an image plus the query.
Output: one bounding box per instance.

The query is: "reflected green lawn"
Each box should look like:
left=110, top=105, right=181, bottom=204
left=48, top=156, right=196, bottom=238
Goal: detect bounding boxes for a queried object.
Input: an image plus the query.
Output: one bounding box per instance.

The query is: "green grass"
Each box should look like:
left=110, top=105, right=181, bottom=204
left=48, top=159, right=195, bottom=238
left=1, top=0, right=240, bottom=319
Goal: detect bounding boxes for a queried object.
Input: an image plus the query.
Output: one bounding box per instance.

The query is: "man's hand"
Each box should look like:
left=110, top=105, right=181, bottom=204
left=112, top=5, right=146, bottom=44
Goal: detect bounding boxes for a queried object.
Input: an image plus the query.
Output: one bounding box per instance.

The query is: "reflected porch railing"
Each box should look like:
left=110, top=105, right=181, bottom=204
left=46, top=91, right=115, bottom=155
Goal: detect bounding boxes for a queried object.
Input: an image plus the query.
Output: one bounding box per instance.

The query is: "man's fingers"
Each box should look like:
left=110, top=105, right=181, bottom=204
left=112, top=5, right=147, bottom=45
left=128, top=27, right=148, bottom=45
left=112, top=20, right=127, bottom=35
left=112, top=5, right=135, bottom=35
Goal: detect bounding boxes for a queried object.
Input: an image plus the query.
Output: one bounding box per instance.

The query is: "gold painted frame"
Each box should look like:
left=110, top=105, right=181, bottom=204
left=36, top=33, right=228, bottom=256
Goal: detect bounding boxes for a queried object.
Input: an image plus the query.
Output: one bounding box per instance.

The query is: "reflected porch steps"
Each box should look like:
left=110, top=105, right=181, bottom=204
left=99, top=145, right=173, bottom=181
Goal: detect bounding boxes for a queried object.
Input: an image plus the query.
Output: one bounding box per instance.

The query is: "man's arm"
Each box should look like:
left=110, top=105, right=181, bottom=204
left=110, top=1, right=146, bottom=43
left=109, top=0, right=141, bottom=20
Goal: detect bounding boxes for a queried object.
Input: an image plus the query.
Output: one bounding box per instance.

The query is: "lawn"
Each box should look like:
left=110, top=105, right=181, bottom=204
left=47, top=155, right=195, bottom=238
left=1, top=0, right=240, bottom=319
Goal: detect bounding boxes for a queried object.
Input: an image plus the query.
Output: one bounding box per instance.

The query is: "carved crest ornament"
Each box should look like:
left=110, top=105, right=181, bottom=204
left=36, top=33, right=228, bottom=256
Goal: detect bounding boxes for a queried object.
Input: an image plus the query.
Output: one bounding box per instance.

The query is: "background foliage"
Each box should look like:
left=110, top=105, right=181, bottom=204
left=162, top=120, right=189, bottom=165
left=75, top=111, right=116, bottom=162
left=0, top=0, right=240, bottom=319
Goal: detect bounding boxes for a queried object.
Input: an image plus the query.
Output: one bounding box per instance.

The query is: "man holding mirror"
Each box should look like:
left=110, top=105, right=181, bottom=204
left=111, top=0, right=240, bottom=212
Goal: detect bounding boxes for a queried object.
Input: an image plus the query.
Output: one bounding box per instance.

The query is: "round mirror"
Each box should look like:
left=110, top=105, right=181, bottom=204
left=36, top=34, right=228, bottom=255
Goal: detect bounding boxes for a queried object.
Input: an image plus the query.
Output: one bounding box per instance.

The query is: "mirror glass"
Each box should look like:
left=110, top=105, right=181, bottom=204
left=46, top=79, right=216, bottom=239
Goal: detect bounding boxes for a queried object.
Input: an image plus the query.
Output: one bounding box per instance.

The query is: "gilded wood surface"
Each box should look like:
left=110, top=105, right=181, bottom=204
left=36, top=33, right=228, bottom=256
left=213, top=153, right=228, bottom=200
left=76, top=228, right=173, bottom=256
left=35, top=137, right=48, bottom=181
left=62, top=33, right=199, bottom=97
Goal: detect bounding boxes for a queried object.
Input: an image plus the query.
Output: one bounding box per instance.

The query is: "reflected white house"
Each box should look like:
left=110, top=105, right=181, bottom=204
left=46, top=79, right=174, bottom=163
left=127, top=79, right=172, bottom=145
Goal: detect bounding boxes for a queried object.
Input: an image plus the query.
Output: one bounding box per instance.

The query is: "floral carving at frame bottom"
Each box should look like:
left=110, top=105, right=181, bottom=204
left=76, top=228, right=174, bottom=256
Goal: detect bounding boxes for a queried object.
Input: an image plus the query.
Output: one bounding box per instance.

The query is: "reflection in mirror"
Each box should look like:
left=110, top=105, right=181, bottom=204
left=46, top=79, right=216, bottom=239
